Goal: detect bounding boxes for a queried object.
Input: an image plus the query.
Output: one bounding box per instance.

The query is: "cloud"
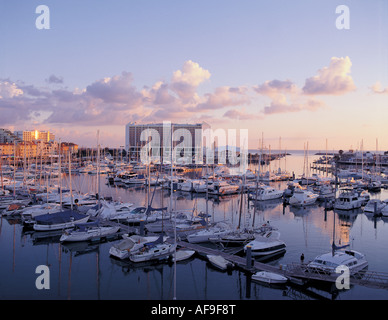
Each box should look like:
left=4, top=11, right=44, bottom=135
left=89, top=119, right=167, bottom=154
left=170, top=60, right=211, bottom=101
left=303, top=56, right=356, bottom=95
left=255, top=79, right=297, bottom=98
left=0, top=80, right=23, bottom=99
left=370, top=81, right=388, bottom=94
left=46, top=74, right=64, bottom=84
left=86, top=71, right=144, bottom=105
left=254, top=78, right=325, bottom=115
left=223, top=108, right=263, bottom=120
left=263, top=98, right=325, bottom=115
left=195, top=86, right=251, bottom=111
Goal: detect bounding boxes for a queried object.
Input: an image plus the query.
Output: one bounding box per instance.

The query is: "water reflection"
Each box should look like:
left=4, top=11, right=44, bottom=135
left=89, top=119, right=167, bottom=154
left=2, top=163, right=388, bottom=300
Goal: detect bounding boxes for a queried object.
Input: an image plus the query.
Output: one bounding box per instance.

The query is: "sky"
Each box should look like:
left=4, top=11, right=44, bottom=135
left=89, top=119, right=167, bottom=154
left=0, top=0, right=387, bottom=151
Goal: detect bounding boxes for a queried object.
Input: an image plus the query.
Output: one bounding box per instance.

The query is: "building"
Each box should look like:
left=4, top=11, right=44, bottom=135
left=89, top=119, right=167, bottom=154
left=0, top=129, right=21, bottom=144
left=15, top=130, right=55, bottom=143
left=60, top=142, right=79, bottom=154
left=0, top=143, right=15, bottom=157
left=16, top=142, right=38, bottom=158
left=125, top=122, right=210, bottom=164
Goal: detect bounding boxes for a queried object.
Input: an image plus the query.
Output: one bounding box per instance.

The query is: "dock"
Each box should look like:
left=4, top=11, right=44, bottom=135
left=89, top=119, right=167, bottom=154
left=92, top=217, right=388, bottom=290
left=173, top=239, right=388, bottom=290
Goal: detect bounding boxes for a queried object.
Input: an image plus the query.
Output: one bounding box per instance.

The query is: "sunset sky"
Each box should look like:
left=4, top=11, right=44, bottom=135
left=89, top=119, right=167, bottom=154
left=0, top=1, right=387, bottom=151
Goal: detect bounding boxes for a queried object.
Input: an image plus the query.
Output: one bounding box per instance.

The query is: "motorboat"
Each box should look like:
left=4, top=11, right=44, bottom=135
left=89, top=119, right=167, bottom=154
left=207, top=254, right=234, bottom=271
left=212, top=229, right=255, bottom=246
left=358, top=190, right=371, bottom=206
left=180, top=179, right=196, bottom=192
left=363, top=199, right=386, bottom=214
left=187, top=222, right=232, bottom=244
left=129, top=237, right=176, bottom=263
left=173, top=249, right=196, bottom=262
left=21, top=203, right=62, bottom=224
left=163, top=220, right=207, bottom=240
left=248, top=185, right=283, bottom=201
left=307, top=249, right=368, bottom=275
left=244, top=231, right=286, bottom=257
left=144, top=212, right=196, bottom=233
left=208, top=181, right=239, bottom=196
left=109, top=235, right=164, bottom=260
left=252, top=271, right=288, bottom=284
left=381, top=201, right=388, bottom=217
left=288, top=188, right=318, bottom=207
left=1, top=202, right=28, bottom=217
left=333, top=188, right=363, bottom=210
left=193, top=180, right=213, bottom=193
left=32, top=210, right=90, bottom=231
left=59, top=221, right=120, bottom=242
left=368, top=180, right=381, bottom=192
left=316, top=184, right=336, bottom=200
left=123, top=174, right=146, bottom=185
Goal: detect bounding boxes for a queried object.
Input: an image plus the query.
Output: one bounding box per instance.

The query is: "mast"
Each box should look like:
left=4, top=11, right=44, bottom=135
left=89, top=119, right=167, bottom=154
left=68, top=150, right=73, bottom=211
left=59, top=139, right=63, bottom=211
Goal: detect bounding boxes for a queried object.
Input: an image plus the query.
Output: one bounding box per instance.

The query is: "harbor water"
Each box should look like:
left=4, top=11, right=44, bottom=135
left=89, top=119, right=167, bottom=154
left=1, top=150, right=388, bottom=300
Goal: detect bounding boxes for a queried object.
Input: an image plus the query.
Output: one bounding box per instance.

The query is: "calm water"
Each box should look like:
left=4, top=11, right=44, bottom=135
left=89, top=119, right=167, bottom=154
left=1, top=150, right=388, bottom=301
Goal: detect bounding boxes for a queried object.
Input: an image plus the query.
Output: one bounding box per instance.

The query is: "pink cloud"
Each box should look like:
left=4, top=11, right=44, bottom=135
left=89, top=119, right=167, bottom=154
left=303, top=56, right=356, bottom=95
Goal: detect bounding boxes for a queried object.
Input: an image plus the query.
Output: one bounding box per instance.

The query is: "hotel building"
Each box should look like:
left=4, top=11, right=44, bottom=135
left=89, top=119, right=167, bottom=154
left=125, top=122, right=210, bottom=163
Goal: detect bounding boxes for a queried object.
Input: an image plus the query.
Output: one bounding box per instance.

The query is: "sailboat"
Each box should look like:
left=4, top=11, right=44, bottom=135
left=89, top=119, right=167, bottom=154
left=59, top=220, right=120, bottom=242
left=128, top=235, right=176, bottom=263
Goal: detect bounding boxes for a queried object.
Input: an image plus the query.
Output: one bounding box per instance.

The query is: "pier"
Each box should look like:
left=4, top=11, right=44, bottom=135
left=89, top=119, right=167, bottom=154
left=170, top=239, right=388, bottom=290
left=94, top=215, right=388, bottom=291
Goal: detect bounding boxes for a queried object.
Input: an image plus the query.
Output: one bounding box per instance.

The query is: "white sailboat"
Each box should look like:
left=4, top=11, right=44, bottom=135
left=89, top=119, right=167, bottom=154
left=187, top=221, right=232, bottom=244
left=129, top=236, right=176, bottom=263
left=59, top=221, right=120, bottom=242
left=109, top=235, right=165, bottom=260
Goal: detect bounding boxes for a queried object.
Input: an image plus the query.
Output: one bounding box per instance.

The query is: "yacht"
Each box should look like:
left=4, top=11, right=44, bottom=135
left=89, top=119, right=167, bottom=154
left=109, top=235, right=164, bottom=260
left=123, top=174, right=146, bottom=185
left=32, top=210, right=90, bottom=231
left=363, top=199, right=386, bottom=214
left=307, top=249, right=368, bottom=275
left=243, top=230, right=286, bottom=257
left=316, top=184, right=336, bottom=200
left=248, top=185, right=283, bottom=201
left=333, top=188, right=363, bottom=211
left=208, top=180, right=239, bottom=196
left=193, top=180, right=213, bottom=193
left=129, top=238, right=176, bottom=263
left=381, top=202, right=388, bottom=217
left=59, top=221, right=120, bottom=242
left=187, top=222, right=232, bottom=244
left=288, top=188, right=319, bottom=207
left=368, top=180, right=381, bottom=192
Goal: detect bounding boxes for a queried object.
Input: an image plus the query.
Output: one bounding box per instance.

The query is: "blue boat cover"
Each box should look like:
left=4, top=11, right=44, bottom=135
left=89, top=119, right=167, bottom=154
left=34, top=210, right=88, bottom=225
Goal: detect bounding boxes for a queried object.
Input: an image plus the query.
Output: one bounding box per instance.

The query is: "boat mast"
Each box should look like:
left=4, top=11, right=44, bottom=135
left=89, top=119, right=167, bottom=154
left=59, top=139, right=63, bottom=211
left=68, top=150, right=73, bottom=211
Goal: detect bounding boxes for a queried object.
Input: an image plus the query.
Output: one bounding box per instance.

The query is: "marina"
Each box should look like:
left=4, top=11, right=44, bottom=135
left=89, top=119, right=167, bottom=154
left=1, top=150, right=388, bottom=300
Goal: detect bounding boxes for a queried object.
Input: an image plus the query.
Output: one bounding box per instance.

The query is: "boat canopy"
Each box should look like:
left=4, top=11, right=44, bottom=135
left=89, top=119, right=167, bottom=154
left=34, top=210, right=88, bottom=225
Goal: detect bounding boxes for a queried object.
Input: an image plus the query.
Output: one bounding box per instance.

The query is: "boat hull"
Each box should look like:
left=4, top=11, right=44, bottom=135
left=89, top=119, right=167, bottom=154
left=60, top=226, right=120, bottom=242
